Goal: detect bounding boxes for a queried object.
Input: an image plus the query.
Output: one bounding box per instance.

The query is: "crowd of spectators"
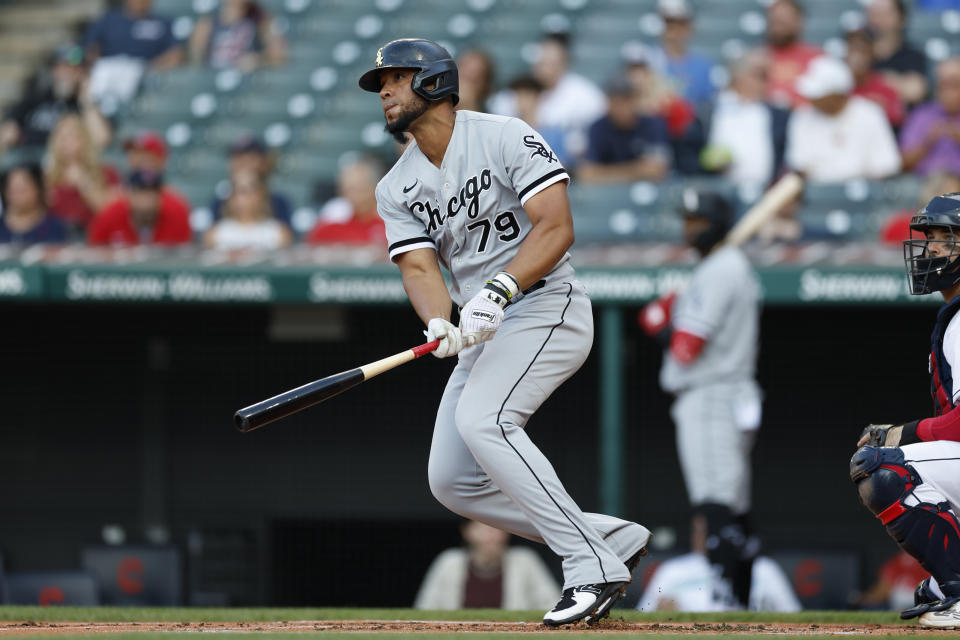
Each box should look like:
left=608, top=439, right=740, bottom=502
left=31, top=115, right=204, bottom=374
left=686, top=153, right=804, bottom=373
left=0, top=0, right=958, bottom=250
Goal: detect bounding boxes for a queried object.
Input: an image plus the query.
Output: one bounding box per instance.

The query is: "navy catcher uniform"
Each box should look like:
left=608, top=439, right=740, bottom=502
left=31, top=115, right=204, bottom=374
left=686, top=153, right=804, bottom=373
left=359, top=38, right=650, bottom=626
left=852, top=193, right=960, bottom=629
left=640, top=191, right=761, bottom=609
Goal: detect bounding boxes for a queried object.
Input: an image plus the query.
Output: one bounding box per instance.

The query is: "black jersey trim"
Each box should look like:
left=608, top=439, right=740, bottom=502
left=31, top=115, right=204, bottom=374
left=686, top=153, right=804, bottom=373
left=495, top=282, right=609, bottom=582
left=388, top=236, right=434, bottom=253
left=518, top=169, right=568, bottom=202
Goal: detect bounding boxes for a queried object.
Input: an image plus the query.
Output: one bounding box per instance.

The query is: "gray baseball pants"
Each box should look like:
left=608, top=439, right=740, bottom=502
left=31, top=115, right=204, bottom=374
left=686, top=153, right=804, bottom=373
left=671, top=380, right=760, bottom=515
left=427, top=280, right=641, bottom=590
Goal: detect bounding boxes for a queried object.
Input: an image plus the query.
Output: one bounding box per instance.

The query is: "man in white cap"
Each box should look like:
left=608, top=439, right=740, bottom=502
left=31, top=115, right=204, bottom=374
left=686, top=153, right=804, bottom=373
left=785, top=55, right=901, bottom=183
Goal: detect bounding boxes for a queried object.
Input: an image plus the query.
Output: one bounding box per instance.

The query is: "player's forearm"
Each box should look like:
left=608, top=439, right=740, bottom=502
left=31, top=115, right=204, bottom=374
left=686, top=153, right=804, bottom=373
left=402, top=268, right=453, bottom=325
left=502, top=217, right=574, bottom=290
left=917, top=403, right=960, bottom=442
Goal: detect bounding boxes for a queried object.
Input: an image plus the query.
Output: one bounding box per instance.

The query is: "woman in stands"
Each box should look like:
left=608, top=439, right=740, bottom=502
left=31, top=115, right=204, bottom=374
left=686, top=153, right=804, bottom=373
left=0, top=163, right=68, bottom=244
left=204, top=167, right=291, bottom=250
left=44, top=112, right=120, bottom=231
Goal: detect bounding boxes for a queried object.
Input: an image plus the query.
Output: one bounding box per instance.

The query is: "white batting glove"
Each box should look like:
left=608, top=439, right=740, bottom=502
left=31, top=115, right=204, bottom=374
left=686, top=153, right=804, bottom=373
left=425, top=317, right=464, bottom=358
left=459, top=272, right=520, bottom=345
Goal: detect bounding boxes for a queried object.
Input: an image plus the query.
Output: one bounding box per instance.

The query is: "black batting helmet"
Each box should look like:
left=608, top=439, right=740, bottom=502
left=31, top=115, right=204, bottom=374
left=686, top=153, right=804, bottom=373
left=679, top=189, right=733, bottom=255
left=358, top=38, right=459, bottom=105
left=904, top=192, right=960, bottom=295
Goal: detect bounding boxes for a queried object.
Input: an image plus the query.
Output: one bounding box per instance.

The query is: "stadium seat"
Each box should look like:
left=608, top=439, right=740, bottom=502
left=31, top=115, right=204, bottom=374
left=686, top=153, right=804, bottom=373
left=6, top=571, right=99, bottom=606
left=81, top=545, right=182, bottom=606
left=768, top=551, right=859, bottom=610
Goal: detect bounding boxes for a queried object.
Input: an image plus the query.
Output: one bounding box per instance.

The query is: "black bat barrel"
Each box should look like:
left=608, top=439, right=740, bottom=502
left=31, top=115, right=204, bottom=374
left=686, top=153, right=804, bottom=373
left=234, top=368, right=365, bottom=432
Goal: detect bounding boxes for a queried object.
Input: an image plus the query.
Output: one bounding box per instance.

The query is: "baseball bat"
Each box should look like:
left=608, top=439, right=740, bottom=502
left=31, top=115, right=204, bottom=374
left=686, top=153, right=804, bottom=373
left=235, top=339, right=442, bottom=433
left=723, top=172, right=805, bottom=247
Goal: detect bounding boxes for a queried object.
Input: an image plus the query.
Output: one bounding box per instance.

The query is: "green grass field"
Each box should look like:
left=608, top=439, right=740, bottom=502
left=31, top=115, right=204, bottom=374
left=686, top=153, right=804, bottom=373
left=0, top=606, right=925, bottom=639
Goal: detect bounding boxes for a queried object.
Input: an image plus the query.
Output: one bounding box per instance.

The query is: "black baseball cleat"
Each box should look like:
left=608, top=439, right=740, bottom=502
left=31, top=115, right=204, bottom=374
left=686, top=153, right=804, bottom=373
left=542, top=582, right=628, bottom=627
left=583, top=533, right=652, bottom=625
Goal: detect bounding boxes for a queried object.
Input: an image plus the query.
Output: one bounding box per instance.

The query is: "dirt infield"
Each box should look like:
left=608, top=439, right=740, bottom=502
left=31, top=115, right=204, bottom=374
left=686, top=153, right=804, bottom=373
left=0, top=619, right=931, bottom=635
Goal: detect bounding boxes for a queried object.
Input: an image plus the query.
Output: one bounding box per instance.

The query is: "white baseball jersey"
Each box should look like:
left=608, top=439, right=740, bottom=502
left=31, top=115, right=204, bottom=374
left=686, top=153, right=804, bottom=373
left=376, top=110, right=573, bottom=306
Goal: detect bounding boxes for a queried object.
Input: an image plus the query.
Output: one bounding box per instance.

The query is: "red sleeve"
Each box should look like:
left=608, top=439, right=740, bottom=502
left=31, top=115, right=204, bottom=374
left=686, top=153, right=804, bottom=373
left=154, top=194, right=193, bottom=245
left=918, top=403, right=960, bottom=442
left=669, top=330, right=706, bottom=365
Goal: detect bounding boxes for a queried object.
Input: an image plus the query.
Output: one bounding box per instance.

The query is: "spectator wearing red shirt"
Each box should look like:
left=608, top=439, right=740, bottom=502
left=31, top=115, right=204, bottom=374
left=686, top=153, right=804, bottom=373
left=307, top=158, right=385, bottom=245
left=846, top=28, right=905, bottom=128
left=45, top=112, right=120, bottom=230
left=87, top=169, right=191, bottom=246
left=765, top=0, right=822, bottom=108
left=123, top=130, right=192, bottom=216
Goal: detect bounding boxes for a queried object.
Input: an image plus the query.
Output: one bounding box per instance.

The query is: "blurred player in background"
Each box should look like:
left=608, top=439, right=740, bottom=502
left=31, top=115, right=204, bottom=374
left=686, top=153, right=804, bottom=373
left=640, top=190, right=762, bottom=610
left=852, top=192, right=960, bottom=629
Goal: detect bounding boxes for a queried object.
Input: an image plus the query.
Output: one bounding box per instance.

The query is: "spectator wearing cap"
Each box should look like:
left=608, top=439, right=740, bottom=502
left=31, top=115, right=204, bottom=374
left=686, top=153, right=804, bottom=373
left=705, top=49, right=789, bottom=187
left=123, top=131, right=192, bottom=214
left=579, top=76, right=670, bottom=183
left=785, top=56, right=901, bottom=182
left=623, top=47, right=705, bottom=175
left=900, top=58, right=960, bottom=176
left=0, top=163, right=68, bottom=245
left=205, top=168, right=291, bottom=250
left=45, top=112, right=121, bottom=230
left=866, top=0, right=928, bottom=108
left=0, top=44, right=110, bottom=151
left=211, top=135, right=292, bottom=225
left=845, top=28, right=905, bottom=129
left=647, top=0, right=717, bottom=109
left=764, top=0, right=823, bottom=108
left=489, top=33, right=606, bottom=164
left=188, top=0, right=287, bottom=73
left=87, top=169, right=191, bottom=246
left=307, top=157, right=386, bottom=245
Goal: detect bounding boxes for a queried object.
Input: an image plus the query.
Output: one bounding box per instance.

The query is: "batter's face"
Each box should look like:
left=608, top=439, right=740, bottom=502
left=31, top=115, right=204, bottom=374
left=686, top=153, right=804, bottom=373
left=683, top=215, right=712, bottom=246
left=378, top=68, right=430, bottom=143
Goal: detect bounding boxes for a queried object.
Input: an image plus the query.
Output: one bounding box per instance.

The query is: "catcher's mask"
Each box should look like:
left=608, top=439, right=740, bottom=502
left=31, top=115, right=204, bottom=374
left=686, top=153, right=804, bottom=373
left=904, top=192, right=960, bottom=295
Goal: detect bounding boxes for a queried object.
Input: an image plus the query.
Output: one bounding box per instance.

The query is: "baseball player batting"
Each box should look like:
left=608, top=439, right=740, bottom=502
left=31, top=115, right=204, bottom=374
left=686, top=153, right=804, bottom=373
left=358, top=38, right=650, bottom=626
left=639, top=190, right=762, bottom=610
left=852, top=192, right=960, bottom=629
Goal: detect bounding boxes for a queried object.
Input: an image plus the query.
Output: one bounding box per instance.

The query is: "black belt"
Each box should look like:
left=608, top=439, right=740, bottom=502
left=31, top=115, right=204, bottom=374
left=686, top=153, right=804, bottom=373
left=523, top=279, right=546, bottom=295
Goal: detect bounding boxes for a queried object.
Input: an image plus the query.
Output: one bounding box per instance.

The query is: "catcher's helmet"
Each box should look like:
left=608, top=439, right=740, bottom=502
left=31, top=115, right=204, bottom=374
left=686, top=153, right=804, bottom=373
left=904, top=192, right=960, bottom=295
left=679, top=189, right=733, bottom=255
left=358, top=38, right=459, bottom=105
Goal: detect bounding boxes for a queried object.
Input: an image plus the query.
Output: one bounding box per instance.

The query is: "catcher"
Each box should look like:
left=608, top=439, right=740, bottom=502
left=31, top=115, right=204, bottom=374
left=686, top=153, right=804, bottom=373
left=851, top=192, right=960, bottom=629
